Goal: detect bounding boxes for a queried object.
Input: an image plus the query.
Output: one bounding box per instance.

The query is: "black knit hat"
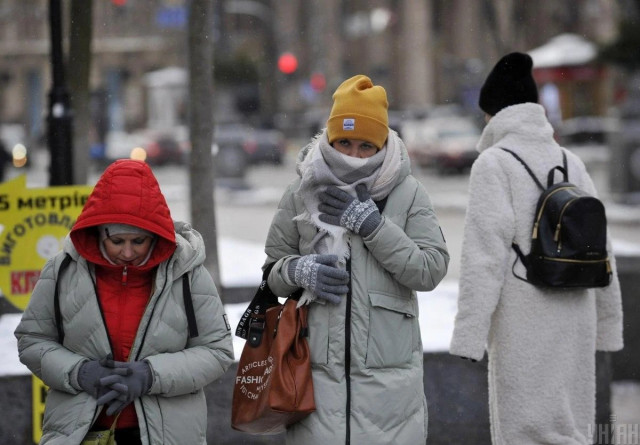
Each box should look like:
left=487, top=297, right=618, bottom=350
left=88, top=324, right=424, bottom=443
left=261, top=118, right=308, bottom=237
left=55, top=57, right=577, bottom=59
left=479, top=52, right=538, bottom=116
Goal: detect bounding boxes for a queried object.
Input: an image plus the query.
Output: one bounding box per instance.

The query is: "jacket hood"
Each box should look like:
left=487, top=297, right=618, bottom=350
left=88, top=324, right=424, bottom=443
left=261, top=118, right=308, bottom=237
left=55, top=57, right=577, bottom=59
left=70, top=159, right=176, bottom=268
left=171, top=220, right=206, bottom=277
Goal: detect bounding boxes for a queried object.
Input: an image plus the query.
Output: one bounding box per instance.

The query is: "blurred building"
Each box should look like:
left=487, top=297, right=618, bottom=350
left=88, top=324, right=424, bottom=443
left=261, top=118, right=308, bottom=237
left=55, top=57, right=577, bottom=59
left=0, top=0, right=623, bottom=146
left=0, top=0, right=187, bottom=149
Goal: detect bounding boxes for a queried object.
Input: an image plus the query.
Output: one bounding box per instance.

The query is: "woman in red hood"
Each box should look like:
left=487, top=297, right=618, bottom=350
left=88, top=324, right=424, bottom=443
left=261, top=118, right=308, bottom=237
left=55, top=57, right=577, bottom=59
left=15, top=160, right=234, bottom=445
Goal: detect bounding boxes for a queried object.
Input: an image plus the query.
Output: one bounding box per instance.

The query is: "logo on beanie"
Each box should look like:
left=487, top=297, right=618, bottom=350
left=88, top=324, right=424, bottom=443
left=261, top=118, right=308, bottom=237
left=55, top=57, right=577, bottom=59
left=342, top=118, right=355, bottom=131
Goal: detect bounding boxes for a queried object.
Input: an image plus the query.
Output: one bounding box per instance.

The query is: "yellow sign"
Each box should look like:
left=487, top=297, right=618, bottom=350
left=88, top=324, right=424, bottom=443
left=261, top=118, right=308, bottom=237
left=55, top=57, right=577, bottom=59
left=32, top=375, right=47, bottom=444
left=0, top=175, right=93, bottom=310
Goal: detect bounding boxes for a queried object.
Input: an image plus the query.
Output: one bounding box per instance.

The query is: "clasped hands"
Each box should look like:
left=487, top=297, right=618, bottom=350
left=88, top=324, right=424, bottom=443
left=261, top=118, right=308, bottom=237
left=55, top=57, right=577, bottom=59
left=77, top=354, right=153, bottom=416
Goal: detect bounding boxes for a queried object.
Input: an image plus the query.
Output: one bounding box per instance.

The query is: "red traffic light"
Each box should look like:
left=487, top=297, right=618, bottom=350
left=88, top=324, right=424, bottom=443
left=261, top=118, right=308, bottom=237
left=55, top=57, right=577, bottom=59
left=278, top=52, right=298, bottom=75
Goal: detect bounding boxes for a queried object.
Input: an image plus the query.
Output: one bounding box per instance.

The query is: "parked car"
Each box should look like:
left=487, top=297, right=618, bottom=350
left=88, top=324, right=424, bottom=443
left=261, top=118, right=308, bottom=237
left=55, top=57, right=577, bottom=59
left=144, top=135, right=185, bottom=165
left=209, top=124, right=288, bottom=178
left=402, top=116, right=480, bottom=173
left=214, top=124, right=287, bottom=165
left=102, top=129, right=188, bottom=166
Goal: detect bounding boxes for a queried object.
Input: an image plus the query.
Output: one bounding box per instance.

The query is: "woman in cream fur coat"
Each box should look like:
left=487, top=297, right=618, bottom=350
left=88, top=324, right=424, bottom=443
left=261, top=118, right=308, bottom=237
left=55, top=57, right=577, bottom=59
left=449, top=52, right=624, bottom=445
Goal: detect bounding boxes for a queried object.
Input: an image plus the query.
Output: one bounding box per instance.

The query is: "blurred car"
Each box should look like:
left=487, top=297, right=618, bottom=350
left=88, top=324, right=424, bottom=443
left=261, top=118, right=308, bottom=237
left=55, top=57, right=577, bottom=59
left=102, top=129, right=188, bottom=166
left=402, top=116, right=480, bottom=173
left=210, top=124, right=287, bottom=178
left=101, top=124, right=286, bottom=177
left=144, top=136, right=185, bottom=165
left=215, top=124, right=287, bottom=165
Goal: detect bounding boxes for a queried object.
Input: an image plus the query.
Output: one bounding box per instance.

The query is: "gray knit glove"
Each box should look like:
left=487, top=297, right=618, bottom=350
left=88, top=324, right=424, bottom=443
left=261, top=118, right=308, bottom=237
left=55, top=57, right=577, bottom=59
left=287, top=254, right=349, bottom=304
left=76, top=354, right=131, bottom=399
left=318, top=184, right=382, bottom=237
left=96, top=360, right=153, bottom=416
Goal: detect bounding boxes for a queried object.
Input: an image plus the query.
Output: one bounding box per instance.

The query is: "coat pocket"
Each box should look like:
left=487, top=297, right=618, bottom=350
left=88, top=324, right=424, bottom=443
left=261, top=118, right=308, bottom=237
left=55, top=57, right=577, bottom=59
left=365, top=292, right=416, bottom=368
left=307, top=301, right=329, bottom=365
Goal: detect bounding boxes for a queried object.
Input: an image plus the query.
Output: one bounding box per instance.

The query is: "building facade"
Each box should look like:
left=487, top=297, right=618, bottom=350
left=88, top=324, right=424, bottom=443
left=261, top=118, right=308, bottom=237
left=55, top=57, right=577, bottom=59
left=0, top=0, right=622, bottom=150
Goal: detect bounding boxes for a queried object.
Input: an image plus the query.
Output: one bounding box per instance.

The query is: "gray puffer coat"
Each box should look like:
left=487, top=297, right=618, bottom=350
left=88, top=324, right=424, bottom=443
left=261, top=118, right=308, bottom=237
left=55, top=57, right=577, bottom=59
left=15, top=222, right=234, bottom=445
left=265, top=140, right=449, bottom=445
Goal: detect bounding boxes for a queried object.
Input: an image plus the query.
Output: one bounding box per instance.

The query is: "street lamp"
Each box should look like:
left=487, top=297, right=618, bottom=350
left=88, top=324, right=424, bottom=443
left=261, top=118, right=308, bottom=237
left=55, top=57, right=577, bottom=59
left=47, top=0, right=74, bottom=185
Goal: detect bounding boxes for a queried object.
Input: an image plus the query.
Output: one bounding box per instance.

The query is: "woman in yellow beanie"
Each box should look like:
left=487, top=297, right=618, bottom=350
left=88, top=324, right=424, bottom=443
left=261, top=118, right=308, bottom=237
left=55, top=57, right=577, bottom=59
left=261, top=75, right=450, bottom=444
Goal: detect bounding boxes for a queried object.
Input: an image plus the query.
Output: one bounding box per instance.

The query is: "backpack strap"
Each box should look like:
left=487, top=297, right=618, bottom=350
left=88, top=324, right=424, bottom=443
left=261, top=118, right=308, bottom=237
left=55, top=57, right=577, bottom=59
left=546, top=151, right=569, bottom=186
left=54, top=254, right=73, bottom=344
left=499, top=148, right=545, bottom=191
left=182, top=273, right=198, bottom=339
left=498, top=148, right=543, bottom=285
left=509, top=243, right=532, bottom=284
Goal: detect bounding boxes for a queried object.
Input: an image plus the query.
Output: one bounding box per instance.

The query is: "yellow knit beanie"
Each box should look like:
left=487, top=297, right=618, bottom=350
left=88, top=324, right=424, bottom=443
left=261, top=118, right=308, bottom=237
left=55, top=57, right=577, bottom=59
left=327, top=75, right=389, bottom=150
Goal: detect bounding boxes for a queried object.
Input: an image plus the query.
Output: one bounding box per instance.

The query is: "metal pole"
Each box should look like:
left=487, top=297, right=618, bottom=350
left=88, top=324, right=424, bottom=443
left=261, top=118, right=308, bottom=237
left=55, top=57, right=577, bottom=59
left=48, top=0, right=74, bottom=185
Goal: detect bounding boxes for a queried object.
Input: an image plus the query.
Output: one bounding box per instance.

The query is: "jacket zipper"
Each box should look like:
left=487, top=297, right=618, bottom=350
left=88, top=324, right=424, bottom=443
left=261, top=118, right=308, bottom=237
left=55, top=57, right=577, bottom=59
left=541, top=256, right=609, bottom=264
left=553, top=197, right=579, bottom=252
left=121, top=265, right=128, bottom=285
left=134, top=258, right=172, bottom=445
left=345, top=258, right=352, bottom=445
left=532, top=186, right=575, bottom=239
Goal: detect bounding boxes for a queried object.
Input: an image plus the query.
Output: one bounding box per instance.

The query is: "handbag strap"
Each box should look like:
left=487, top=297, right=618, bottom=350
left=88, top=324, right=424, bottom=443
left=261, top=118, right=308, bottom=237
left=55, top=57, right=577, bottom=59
left=109, top=412, right=122, bottom=431
left=235, top=263, right=280, bottom=343
left=235, top=262, right=303, bottom=346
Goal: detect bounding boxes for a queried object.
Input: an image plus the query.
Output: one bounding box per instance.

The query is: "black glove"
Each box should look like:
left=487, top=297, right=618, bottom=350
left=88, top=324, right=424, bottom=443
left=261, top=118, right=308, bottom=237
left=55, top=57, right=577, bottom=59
left=77, top=354, right=131, bottom=399
left=96, top=360, right=153, bottom=416
left=287, top=254, right=349, bottom=304
left=318, top=184, right=382, bottom=237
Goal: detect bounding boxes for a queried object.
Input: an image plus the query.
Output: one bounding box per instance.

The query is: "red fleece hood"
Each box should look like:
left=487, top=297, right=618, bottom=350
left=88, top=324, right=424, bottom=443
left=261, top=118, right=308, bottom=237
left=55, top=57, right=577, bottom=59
left=70, top=160, right=176, bottom=267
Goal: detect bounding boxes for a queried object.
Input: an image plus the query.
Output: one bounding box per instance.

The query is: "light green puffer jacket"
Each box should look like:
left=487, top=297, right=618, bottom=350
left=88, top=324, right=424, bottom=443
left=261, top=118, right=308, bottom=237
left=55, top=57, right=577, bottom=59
left=264, top=144, right=449, bottom=445
left=15, top=221, right=234, bottom=445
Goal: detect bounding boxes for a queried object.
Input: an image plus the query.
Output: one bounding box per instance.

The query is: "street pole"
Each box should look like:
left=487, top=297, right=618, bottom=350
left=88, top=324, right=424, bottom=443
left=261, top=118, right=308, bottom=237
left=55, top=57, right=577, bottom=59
left=47, top=0, right=74, bottom=186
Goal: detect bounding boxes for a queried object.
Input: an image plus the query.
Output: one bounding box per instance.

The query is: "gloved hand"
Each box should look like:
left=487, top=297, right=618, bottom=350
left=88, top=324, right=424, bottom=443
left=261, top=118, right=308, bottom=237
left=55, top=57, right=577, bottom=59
left=77, top=354, right=131, bottom=399
left=318, top=184, right=382, bottom=237
left=287, top=254, right=349, bottom=304
left=96, top=360, right=153, bottom=416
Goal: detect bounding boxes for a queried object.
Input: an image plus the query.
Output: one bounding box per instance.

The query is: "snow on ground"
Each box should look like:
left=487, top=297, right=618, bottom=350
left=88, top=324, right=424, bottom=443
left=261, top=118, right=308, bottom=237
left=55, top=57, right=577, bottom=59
left=0, top=237, right=460, bottom=376
left=2, top=236, right=640, bottom=376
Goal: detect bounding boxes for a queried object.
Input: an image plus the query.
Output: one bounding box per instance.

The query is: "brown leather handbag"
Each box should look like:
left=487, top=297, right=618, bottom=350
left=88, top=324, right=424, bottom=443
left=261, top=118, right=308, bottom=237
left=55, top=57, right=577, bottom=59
left=231, top=265, right=315, bottom=435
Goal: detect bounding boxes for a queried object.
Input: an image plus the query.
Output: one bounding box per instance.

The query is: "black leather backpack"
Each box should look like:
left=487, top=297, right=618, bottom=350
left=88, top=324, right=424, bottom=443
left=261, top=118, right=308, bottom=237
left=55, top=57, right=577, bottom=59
left=501, top=148, right=611, bottom=288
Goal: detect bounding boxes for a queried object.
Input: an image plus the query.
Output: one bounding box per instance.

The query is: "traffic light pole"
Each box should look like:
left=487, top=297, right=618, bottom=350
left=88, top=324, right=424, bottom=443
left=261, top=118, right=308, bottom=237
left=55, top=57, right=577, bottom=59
left=47, top=0, right=74, bottom=186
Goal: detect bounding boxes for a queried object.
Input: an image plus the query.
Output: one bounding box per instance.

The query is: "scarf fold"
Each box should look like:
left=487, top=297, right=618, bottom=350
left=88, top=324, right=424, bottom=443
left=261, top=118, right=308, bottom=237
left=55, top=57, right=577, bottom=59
left=293, top=129, right=403, bottom=304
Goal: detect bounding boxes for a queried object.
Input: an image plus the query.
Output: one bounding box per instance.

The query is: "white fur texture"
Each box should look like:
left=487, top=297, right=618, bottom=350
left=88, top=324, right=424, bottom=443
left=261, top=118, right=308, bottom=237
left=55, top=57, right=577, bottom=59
left=450, top=103, right=624, bottom=444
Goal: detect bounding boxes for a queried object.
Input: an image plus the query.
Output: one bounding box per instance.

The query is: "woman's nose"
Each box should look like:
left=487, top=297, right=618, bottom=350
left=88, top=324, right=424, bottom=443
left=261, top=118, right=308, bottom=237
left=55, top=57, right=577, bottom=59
left=121, top=244, right=135, bottom=259
left=345, top=147, right=359, bottom=158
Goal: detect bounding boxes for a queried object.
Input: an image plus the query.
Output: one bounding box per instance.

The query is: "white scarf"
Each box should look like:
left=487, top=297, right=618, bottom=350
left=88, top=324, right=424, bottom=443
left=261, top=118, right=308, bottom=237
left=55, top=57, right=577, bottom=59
left=294, top=128, right=403, bottom=265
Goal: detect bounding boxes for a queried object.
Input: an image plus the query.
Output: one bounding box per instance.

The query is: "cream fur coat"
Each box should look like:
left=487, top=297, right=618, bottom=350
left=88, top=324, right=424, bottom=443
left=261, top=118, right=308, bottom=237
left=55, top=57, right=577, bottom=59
left=450, top=103, right=623, bottom=445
